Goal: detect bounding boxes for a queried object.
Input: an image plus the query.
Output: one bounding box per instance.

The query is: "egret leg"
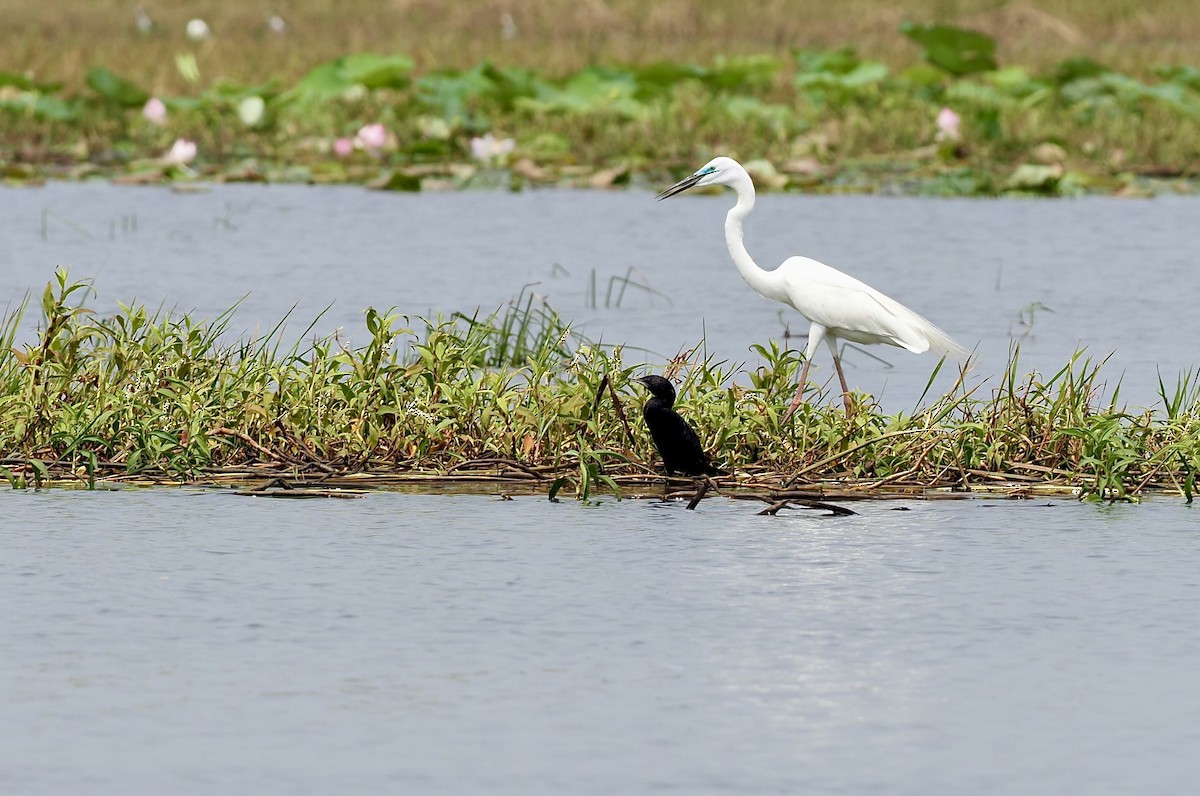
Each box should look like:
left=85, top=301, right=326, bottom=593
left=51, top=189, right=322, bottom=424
left=782, top=323, right=826, bottom=424
left=826, top=337, right=852, bottom=412
left=782, top=358, right=812, bottom=423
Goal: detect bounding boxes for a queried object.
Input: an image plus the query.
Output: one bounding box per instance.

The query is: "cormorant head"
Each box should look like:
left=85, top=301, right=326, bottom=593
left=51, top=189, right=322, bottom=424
left=634, top=374, right=677, bottom=403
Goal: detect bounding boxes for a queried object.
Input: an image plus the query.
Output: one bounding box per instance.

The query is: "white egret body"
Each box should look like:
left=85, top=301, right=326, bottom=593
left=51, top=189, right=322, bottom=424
left=657, top=156, right=965, bottom=419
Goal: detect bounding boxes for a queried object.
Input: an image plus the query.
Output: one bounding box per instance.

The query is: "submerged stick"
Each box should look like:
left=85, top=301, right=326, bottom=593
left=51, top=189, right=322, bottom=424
left=685, top=478, right=711, bottom=510
left=606, top=376, right=638, bottom=448
left=757, top=499, right=857, bottom=516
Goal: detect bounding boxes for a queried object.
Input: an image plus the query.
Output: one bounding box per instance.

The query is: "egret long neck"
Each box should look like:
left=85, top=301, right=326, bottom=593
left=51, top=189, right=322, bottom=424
left=724, top=186, right=786, bottom=301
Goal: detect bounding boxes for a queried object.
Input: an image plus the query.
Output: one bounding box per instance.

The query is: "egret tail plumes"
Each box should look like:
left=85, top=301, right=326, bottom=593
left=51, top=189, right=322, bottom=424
left=657, top=156, right=966, bottom=419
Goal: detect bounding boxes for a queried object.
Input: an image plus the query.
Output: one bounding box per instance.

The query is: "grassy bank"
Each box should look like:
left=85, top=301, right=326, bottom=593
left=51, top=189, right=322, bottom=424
left=8, top=1, right=1200, bottom=88
left=2, top=4, right=1199, bottom=194
left=3, top=273, right=1197, bottom=501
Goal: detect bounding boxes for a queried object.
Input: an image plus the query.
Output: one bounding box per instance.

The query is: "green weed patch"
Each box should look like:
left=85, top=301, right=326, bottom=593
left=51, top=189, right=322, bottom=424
left=3, top=272, right=1197, bottom=501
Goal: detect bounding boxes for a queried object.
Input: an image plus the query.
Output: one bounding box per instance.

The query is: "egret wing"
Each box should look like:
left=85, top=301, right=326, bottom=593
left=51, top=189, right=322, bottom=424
left=777, top=257, right=964, bottom=357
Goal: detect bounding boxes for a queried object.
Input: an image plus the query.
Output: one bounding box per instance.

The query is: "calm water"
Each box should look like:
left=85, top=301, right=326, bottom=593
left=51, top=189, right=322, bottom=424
left=2, top=489, right=1198, bottom=794
left=2, top=182, right=1198, bottom=407
left=3, top=185, right=1199, bottom=793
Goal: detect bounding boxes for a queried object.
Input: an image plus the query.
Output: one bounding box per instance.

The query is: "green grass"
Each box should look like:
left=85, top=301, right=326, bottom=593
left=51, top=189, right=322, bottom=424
left=3, top=272, right=1198, bottom=501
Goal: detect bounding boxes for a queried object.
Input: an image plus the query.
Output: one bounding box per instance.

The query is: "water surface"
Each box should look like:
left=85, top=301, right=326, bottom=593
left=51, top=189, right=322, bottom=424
left=3, top=183, right=1197, bottom=407
left=3, top=489, right=1198, bottom=794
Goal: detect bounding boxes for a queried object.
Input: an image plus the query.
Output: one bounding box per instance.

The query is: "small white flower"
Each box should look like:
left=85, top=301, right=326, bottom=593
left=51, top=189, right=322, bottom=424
left=186, top=18, right=210, bottom=41
left=935, top=107, right=961, bottom=142
left=267, top=14, right=286, bottom=34
left=142, top=97, right=168, bottom=125
left=163, top=138, right=197, bottom=166
left=237, top=96, right=265, bottom=127
left=470, top=133, right=516, bottom=163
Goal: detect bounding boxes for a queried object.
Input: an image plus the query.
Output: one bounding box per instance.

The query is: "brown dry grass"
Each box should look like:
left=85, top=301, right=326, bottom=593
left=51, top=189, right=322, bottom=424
left=4, top=0, right=1199, bottom=94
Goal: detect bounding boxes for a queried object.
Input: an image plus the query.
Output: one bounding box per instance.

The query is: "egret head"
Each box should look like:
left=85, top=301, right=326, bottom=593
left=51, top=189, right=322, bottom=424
left=655, top=156, right=745, bottom=200
left=634, top=374, right=677, bottom=403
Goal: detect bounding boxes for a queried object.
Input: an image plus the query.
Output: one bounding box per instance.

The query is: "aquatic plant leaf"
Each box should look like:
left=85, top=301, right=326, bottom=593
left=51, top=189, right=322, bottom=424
left=32, top=95, right=78, bottom=121
left=703, top=55, right=782, bottom=91
left=0, top=71, right=62, bottom=93
left=369, top=170, right=421, bottom=192
left=416, top=68, right=494, bottom=120
left=521, top=68, right=643, bottom=117
left=339, top=53, right=414, bottom=89
left=1051, top=58, right=1108, bottom=87
left=1056, top=67, right=1199, bottom=115
left=85, top=67, right=150, bottom=107
left=900, top=22, right=998, bottom=76
left=207, top=78, right=280, bottom=101
left=985, top=66, right=1045, bottom=96
left=1006, top=163, right=1061, bottom=193
left=720, top=96, right=793, bottom=127
left=945, top=81, right=1011, bottom=108
left=280, top=60, right=345, bottom=101
left=175, top=52, right=201, bottom=85
left=634, top=62, right=706, bottom=93
left=1157, top=65, right=1200, bottom=93
left=794, top=48, right=863, bottom=76
left=794, top=48, right=887, bottom=92
left=282, top=53, right=413, bottom=103
left=897, top=63, right=945, bottom=87
left=477, top=63, right=547, bottom=109
left=795, top=63, right=888, bottom=93
left=0, top=93, right=79, bottom=121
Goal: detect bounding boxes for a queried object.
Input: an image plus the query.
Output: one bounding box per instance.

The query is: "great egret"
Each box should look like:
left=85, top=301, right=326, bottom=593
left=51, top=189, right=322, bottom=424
left=657, top=156, right=966, bottom=420
left=634, top=375, right=725, bottom=477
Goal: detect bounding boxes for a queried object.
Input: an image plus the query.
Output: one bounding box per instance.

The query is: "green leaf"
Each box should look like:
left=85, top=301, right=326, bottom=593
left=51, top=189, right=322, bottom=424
left=85, top=67, right=150, bottom=107
left=702, top=55, right=782, bottom=92
left=368, top=170, right=422, bottom=192
left=27, top=458, right=48, bottom=487
left=520, top=68, right=644, bottom=117
left=339, top=53, right=414, bottom=89
left=282, top=53, right=413, bottom=103
left=634, top=62, right=705, bottom=93
left=0, top=70, right=62, bottom=93
left=1051, top=57, right=1108, bottom=87
left=901, top=22, right=998, bottom=76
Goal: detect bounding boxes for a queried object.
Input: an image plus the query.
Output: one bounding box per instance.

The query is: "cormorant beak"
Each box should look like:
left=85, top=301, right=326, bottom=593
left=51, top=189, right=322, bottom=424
left=655, top=171, right=706, bottom=201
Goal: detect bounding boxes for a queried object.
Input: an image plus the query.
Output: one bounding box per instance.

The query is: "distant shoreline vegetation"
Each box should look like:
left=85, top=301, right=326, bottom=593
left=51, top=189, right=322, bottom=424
left=2, top=22, right=1199, bottom=196
left=2, top=272, right=1197, bottom=501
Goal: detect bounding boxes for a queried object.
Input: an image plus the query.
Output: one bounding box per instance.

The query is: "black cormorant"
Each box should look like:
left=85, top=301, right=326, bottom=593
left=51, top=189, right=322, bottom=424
left=634, top=375, right=724, bottom=477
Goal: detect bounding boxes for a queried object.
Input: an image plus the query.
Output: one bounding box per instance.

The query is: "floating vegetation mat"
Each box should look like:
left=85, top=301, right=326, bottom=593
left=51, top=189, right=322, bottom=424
left=2, top=272, right=1198, bottom=502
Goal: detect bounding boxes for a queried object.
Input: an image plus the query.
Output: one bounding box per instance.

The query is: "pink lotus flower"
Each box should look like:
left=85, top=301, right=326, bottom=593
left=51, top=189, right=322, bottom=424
left=162, top=138, right=197, bottom=166
left=355, top=123, right=388, bottom=152
left=470, top=133, right=515, bottom=163
left=142, top=97, right=168, bottom=125
left=936, top=107, right=961, bottom=142
left=333, top=137, right=354, bottom=158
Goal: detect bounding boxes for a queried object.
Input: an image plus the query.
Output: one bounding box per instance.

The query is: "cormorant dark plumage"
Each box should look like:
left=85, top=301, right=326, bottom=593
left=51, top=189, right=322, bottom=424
left=634, top=375, right=725, bottom=477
